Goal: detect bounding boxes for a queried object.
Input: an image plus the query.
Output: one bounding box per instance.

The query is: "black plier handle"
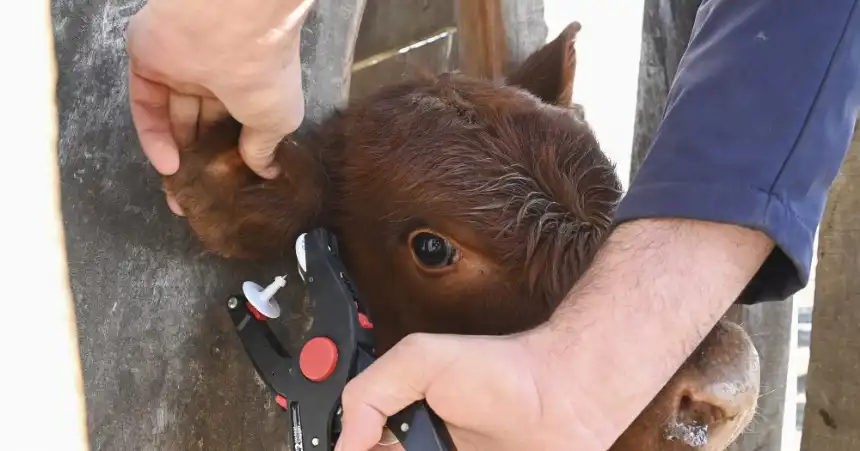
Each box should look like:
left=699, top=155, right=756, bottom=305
left=226, top=228, right=456, bottom=451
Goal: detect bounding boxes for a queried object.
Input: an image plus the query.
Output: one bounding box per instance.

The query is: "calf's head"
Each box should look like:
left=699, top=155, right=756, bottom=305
left=162, top=22, right=760, bottom=451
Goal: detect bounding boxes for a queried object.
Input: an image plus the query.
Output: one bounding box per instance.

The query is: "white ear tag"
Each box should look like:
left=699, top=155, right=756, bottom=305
left=295, top=233, right=308, bottom=282
left=242, top=275, right=286, bottom=319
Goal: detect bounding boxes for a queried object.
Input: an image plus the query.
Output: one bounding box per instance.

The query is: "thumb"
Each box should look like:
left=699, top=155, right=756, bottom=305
left=335, top=334, right=458, bottom=451
left=237, top=122, right=294, bottom=179
left=235, top=77, right=304, bottom=178
left=218, top=47, right=305, bottom=179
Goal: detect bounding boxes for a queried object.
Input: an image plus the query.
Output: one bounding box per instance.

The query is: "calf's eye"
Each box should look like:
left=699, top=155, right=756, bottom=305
left=410, top=231, right=458, bottom=268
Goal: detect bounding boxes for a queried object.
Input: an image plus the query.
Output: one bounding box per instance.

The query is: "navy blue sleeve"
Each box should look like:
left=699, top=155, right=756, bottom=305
left=614, top=0, right=860, bottom=304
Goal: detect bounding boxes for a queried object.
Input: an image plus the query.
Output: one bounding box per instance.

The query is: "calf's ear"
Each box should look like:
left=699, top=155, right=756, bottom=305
left=162, top=118, right=327, bottom=260
left=506, top=21, right=581, bottom=108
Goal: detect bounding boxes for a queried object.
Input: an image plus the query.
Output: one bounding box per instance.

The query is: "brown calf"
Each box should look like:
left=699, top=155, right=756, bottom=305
left=163, top=22, right=760, bottom=451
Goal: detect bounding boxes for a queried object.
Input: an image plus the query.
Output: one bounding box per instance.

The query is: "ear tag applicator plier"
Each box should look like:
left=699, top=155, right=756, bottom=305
left=226, top=228, right=456, bottom=450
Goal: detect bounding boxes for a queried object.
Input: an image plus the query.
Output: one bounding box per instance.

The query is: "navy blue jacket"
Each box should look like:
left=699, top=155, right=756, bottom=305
left=614, top=0, right=860, bottom=304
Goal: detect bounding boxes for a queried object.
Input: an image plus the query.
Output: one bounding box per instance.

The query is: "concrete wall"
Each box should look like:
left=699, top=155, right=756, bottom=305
left=52, top=1, right=363, bottom=449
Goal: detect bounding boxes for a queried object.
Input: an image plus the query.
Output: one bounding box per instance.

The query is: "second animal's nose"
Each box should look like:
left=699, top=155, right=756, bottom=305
left=664, top=320, right=761, bottom=448
left=678, top=381, right=755, bottom=424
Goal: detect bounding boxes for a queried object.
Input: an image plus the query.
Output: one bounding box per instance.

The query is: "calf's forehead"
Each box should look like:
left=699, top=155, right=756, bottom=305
left=340, top=76, right=601, bottom=217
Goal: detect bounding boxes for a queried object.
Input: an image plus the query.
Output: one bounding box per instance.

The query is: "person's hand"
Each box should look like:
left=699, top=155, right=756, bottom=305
left=124, top=0, right=315, bottom=215
left=335, top=330, right=608, bottom=451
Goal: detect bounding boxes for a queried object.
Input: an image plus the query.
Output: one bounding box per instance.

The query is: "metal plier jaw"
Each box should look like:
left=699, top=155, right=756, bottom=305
left=226, top=228, right=456, bottom=451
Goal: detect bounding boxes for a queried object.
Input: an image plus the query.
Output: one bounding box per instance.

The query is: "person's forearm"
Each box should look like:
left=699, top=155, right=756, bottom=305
left=541, top=219, right=773, bottom=446
left=616, top=0, right=860, bottom=303
left=537, top=0, right=859, bottom=445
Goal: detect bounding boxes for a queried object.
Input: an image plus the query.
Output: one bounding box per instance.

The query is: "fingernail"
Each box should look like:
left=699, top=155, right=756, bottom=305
left=150, top=157, right=179, bottom=177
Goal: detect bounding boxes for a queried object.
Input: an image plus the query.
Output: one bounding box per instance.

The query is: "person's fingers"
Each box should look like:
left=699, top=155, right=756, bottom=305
left=364, top=431, right=405, bottom=451
left=198, top=97, right=229, bottom=137
left=168, top=91, right=200, bottom=150
left=128, top=66, right=180, bottom=175
left=235, top=76, right=305, bottom=178
left=359, top=426, right=405, bottom=451
left=218, top=40, right=305, bottom=179
left=335, top=334, right=458, bottom=451
left=237, top=125, right=288, bottom=179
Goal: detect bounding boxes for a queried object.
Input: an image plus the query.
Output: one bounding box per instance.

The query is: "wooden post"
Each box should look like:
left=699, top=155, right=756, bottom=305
left=298, top=0, right=368, bottom=119
left=630, top=0, right=702, bottom=177
left=498, top=0, right=547, bottom=73
left=631, top=2, right=792, bottom=450
left=455, top=0, right=509, bottom=82
left=2, top=1, right=89, bottom=450
left=349, top=0, right=459, bottom=101
left=454, top=0, right=549, bottom=82
left=800, top=120, right=860, bottom=450
left=723, top=303, right=793, bottom=451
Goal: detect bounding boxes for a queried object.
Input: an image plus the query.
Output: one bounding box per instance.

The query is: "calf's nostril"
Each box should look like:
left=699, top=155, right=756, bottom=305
left=679, top=393, right=728, bottom=426
left=678, top=382, right=750, bottom=427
